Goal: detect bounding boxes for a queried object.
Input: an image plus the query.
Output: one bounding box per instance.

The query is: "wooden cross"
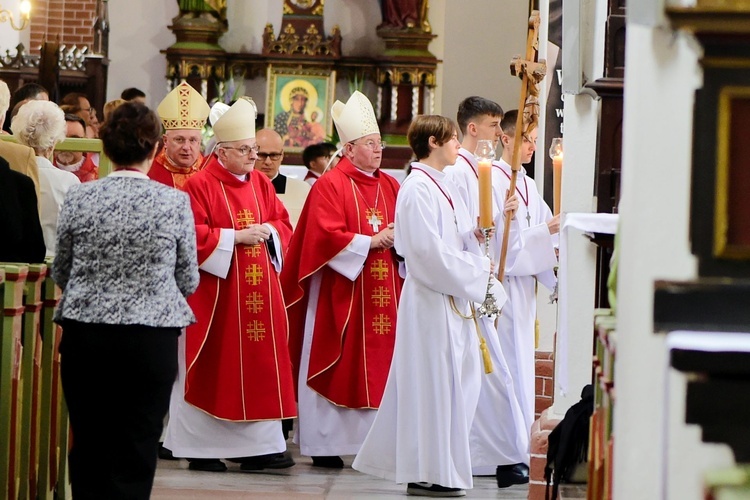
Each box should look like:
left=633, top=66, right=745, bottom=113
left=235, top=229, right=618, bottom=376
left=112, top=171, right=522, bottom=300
left=371, top=285, right=392, bottom=307
left=244, top=264, right=264, bottom=286
left=372, top=313, right=392, bottom=335
left=237, top=209, right=256, bottom=229
left=499, top=10, right=546, bottom=282
left=366, top=208, right=383, bottom=232
left=246, top=320, right=266, bottom=341
left=245, top=292, right=264, bottom=314
left=370, top=259, right=389, bottom=280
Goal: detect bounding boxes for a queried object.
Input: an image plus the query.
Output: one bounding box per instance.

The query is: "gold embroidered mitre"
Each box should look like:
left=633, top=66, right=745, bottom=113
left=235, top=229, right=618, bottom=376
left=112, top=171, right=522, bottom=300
left=157, top=82, right=210, bottom=130
left=212, top=97, right=258, bottom=142
left=331, top=90, right=380, bottom=144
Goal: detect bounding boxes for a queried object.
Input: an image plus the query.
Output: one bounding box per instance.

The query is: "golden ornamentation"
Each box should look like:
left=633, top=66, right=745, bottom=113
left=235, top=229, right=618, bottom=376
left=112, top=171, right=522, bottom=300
left=371, top=286, right=391, bottom=307
left=263, top=22, right=341, bottom=57
left=237, top=209, right=256, bottom=229
left=372, top=313, right=392, bottom=335
left=370, top=259, right=389, bottom=281
left=244, top=264, right=264, bottom=286
left=246, top=320, right=266, bottom=341
left=245, top=292, right=265, bottom=314
left=245, top=246, right=261, bottom=258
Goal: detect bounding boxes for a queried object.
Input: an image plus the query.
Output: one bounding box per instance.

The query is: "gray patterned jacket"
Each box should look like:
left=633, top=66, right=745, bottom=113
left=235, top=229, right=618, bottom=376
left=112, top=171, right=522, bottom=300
left=52, top=172, right=199, bottom=327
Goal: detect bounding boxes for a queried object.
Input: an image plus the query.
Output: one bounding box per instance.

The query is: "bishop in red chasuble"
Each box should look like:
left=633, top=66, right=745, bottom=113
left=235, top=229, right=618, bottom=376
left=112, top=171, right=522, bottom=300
left=164, top=98, right=296, bottom=469
left=149, top=82, right=210, bottom=190
left=281, top=91, right=402, bottom=466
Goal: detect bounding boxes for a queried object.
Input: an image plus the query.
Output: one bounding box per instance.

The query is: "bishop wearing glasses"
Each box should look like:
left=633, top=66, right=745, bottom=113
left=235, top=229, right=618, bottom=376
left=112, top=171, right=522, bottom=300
left=281, top=91, right=403, bottom=469
left=164, top=98, right=298, bottom=473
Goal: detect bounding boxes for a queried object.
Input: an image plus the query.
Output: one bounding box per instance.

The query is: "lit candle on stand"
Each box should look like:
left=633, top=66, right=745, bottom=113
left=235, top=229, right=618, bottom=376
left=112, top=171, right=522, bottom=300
left=549, top=138, right=563, bottom=215
left=476, top=140, right=495, bottom=228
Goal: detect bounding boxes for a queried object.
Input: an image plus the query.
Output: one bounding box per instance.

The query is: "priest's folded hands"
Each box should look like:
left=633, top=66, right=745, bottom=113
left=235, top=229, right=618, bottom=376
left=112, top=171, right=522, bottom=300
left=234, top=224, right=272, bottom=245
left=370, top=222, right=395, bottom=249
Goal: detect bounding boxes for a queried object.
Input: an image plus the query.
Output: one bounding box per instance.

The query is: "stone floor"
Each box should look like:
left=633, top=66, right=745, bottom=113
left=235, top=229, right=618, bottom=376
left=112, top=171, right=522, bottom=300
left=151, top=443, right=533, bottom=499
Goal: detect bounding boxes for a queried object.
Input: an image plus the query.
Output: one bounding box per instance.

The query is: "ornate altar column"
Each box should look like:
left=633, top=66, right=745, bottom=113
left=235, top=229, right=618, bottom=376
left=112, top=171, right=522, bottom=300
left=375, top=0, right=439, bottom=137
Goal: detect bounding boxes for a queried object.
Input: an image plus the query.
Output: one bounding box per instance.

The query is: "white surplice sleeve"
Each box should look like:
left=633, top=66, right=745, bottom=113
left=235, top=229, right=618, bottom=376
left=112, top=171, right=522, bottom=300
left=395, top=179, right=495, bottom=305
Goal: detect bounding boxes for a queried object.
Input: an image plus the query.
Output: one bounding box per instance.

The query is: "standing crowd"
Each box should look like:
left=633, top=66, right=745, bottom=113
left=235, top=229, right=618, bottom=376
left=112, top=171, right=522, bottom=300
left=0, top=79, right=559, bottom=499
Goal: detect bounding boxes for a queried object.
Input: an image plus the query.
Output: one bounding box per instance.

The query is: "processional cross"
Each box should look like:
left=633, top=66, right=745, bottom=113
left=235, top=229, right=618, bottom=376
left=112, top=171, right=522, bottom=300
left=498, top=10, right=546, bottom=282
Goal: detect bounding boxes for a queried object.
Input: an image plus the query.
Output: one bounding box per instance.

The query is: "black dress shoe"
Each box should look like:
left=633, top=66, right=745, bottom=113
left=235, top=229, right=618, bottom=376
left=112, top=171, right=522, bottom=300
left=238, top=452, right=295, bottom=471
left=187, top=458, right=227, bottom=472
left=406, top=482, right=466, bottom=497
left=495, top=463, right=529, bottom=488
left=311, top=455, right=344, bottom=468
left=158, top=443, right=178, bottom=461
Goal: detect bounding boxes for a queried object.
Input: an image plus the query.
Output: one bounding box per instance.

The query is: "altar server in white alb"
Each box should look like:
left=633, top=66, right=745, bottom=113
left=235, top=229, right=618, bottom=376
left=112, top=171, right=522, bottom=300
left=353, top=115, right=507, bottom=498
left=444, top=98, right=532, bottom=487
left=491, top=109, right=560, bottom=475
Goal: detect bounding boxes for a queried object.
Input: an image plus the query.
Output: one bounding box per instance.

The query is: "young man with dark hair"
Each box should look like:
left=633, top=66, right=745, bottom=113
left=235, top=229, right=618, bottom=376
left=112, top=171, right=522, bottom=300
left=121, top=87, right=146, bottom=103
left=301, top=141, right=338, bottom=185
left=489, top=109, right=560, bottom=487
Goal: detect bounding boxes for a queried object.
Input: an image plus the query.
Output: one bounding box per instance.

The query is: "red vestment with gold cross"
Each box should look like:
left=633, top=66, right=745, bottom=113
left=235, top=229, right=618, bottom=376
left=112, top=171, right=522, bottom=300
left=183, top=156, right=296, bottom=421
left=149, top=149, right=205, bottom=190
left=282, top=157, right=403, bottom=409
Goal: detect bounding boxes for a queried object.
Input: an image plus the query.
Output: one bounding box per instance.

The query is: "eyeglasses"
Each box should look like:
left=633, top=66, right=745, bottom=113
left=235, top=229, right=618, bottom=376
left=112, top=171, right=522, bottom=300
left=257, top=152, right=283, bottom=161
left=172, top=137, right=201, bottom=146
left=220, top=144, right=260, bottom=156
left=351, top=140, right=386, bottom=151
left=86, top=107, right=96, bottom=117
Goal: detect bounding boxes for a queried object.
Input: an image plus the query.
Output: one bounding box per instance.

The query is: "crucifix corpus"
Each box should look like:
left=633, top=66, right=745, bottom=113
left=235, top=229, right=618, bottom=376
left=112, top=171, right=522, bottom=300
left=497, top=10, right=546, bottom=282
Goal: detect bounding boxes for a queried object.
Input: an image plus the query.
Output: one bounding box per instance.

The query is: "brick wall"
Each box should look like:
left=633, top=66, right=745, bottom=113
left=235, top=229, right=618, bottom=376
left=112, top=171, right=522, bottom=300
left=535, top=350, right=554, bottom=418
left=29, top=0, right=98, bottom=52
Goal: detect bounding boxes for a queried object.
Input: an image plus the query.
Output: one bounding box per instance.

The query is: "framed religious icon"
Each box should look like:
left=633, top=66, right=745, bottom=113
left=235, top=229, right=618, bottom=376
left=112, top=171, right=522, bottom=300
left=265, top=65, right=336, bottom=151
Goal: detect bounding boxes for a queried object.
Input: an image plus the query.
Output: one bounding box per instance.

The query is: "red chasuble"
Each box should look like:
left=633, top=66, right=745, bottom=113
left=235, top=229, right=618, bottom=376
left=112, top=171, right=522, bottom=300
left=281, top=157, right=403, bottom=409
left=149, top=149, right=204, bottom=190
left=183, top=156, right=296, bottom=421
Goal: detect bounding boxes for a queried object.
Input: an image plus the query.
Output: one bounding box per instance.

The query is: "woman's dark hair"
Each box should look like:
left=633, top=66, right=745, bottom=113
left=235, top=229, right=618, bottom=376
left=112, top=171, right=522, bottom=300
left=99, top=102, right=161, bottom=167
left=407, top=115, right=458, bottom=161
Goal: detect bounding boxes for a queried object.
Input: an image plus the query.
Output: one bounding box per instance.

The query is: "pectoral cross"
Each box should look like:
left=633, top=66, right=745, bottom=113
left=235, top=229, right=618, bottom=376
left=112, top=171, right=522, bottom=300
left=366, top=209, right=383, bottom=233
left=526, top=212, right=531, bottom=227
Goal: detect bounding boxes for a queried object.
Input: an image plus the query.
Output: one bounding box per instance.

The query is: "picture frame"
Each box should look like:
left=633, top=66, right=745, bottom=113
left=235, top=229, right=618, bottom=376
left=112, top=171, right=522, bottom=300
left=265, top=65, right=336, bottom=151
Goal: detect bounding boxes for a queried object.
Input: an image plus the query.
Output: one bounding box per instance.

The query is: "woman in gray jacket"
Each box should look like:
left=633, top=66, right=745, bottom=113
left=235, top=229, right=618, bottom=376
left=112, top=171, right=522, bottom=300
left=52, top=102, right=199, bottom=500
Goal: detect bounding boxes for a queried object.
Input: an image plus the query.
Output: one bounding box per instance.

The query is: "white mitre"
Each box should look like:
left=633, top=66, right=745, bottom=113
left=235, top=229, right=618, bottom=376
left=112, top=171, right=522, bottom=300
left=212, top=97, right=258, bottom=142
left=331, top=90, right=380, bottom=144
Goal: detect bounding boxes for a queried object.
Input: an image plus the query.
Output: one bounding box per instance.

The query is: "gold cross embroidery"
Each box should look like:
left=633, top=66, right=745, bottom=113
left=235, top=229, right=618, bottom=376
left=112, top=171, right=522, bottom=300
left=370, top=259, right=389, bottom=280
left=246, top=320, right=266, bottom=341
left=245, top=245, right=261, bottom=258
left=244, top=264, right=263, bottom=286
left=372, top=313, right=392, bottom=335
left=237, top=209, right=256, bottom=229
left=371, top=286, right=391, bottom=308
left=245, top=292, right=264, bottom=314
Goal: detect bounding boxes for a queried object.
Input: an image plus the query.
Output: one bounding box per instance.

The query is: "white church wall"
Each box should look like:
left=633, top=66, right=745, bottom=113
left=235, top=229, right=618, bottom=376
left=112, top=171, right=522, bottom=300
left=107, top=1, right=176, bottom=107
left=0, top=3, right=29, bottom=55
left=551, top=0, right=606, bottom=414
left=614, top=23, right=733, bottom=500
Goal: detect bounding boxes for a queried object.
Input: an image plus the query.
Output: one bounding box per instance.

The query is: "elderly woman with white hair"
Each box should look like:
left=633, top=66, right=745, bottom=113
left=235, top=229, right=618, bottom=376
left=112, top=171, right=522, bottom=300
left=12, top=100, right=79, bottom=256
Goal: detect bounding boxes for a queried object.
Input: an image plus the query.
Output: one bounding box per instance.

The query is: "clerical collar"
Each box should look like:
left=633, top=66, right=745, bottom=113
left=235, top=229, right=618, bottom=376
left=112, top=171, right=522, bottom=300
left=217, top=157, right=249, bottom=182
left=57, top=156, right=84, bottom=172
